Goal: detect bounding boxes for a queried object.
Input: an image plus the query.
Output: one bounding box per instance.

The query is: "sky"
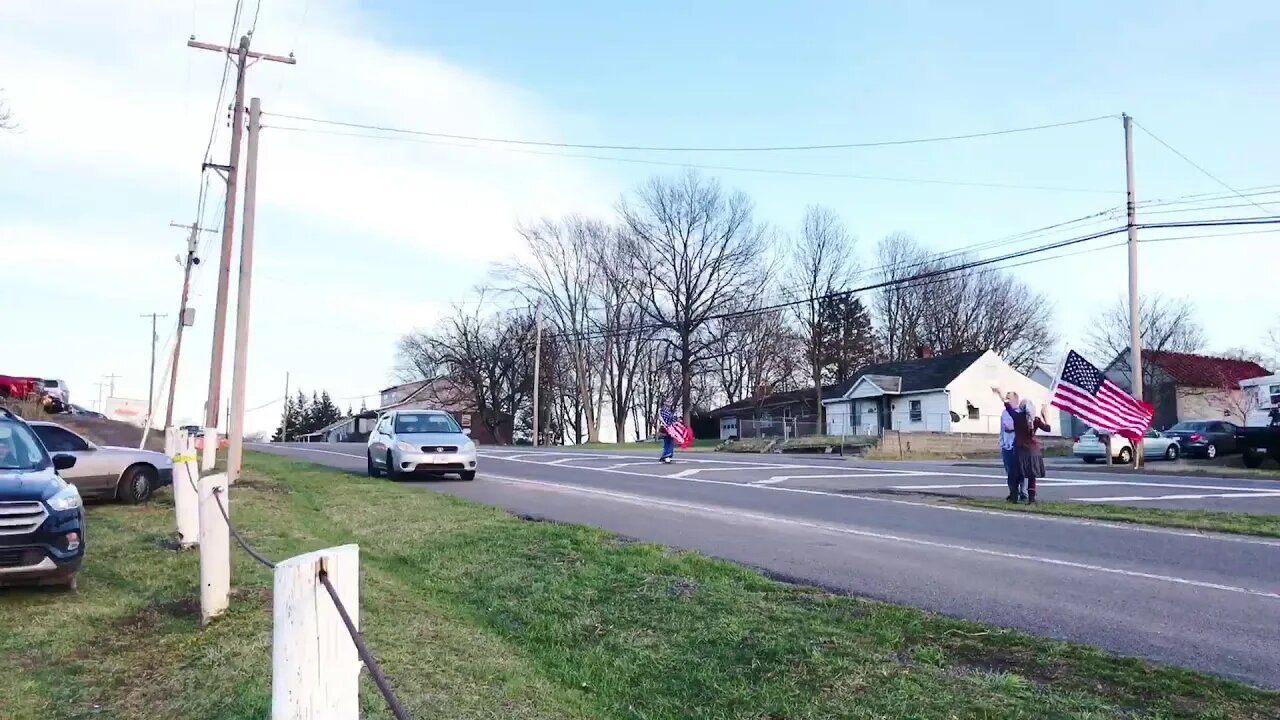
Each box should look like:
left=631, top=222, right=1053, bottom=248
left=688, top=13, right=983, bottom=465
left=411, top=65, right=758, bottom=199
left=2, top=0, right=1278, bottom=434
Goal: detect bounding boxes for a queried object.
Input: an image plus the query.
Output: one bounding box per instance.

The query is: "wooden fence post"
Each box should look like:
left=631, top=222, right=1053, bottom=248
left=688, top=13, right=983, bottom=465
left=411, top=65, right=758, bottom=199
left=272, top=545, right=361, bottom=719
left=173, top=431, right=199, bottom=548
left=198, top=471, right=230, bottom=624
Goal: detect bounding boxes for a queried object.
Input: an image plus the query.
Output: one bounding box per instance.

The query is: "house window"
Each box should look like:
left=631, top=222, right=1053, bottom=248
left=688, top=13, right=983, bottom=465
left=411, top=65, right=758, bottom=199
left=1270, top=384, right=1280, bottom=407
left=909, top=400, right=922, bottom=423
left=966, top=402, right=979, bottom=420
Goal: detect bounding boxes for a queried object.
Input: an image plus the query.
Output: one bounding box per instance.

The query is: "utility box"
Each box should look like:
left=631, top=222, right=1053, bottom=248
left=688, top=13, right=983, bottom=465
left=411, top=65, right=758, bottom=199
left=181, top=308, right=196, bottom=327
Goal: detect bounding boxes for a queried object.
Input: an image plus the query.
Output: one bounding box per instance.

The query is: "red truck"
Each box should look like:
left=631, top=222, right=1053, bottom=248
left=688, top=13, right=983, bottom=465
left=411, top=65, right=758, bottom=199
left=0, top=375, right=43, bottom=401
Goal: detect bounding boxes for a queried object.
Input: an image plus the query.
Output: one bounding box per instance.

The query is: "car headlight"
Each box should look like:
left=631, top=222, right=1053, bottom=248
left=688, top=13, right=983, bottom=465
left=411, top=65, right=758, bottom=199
left=395, top=441, right=418, bottom=453
left=463, top=440, right=476, bottom=453
left=47, top=484, right=82, bottom=512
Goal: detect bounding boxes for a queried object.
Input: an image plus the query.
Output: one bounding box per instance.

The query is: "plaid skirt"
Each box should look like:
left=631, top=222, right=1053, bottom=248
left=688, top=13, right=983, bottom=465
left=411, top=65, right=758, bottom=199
left=1017, top=446, right=1046, bottom=479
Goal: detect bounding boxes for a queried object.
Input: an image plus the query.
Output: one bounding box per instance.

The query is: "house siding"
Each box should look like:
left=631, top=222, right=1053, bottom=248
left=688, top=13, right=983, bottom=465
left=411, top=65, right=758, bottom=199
left=943, top=350, right=1060, bottom=436
left=1175, top=386, right=1243, bottom=424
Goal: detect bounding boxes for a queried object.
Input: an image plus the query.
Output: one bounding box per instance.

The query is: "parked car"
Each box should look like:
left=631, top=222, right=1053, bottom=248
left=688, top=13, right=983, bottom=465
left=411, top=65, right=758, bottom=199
left=28, top=421, right=173, bottom=503
left=1072, top=428, right=1180, bottom=464
left=64, top=404, right=105, bottom=419
left=1162, top=420, right=1239, bottom=459
left=0, top=408, right=84, bottom=590
left=366, top=410, right=477, bottom=481
left=1239, top=426, right=1280, bottom=468
left=41, top=379, right=69, bottom=405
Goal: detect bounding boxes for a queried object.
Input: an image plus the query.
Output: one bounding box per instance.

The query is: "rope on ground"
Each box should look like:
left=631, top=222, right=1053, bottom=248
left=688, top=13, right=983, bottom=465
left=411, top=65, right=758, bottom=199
left=318, top=569, right=413, bottom=720
left=211, top=487, right=277, bottom=569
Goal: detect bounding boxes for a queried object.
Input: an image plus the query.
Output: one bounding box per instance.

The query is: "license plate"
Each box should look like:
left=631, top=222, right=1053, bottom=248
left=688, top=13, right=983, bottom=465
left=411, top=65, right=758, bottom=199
left=433, top=456, right=450, bottom=464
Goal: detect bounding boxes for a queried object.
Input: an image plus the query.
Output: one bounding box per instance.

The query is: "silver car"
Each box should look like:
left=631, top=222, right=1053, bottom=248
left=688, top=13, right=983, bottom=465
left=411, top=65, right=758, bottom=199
left=1072, top=428, right=1180, bottom=464
left=366, top=410, right=477, bottom=481
left=28, top=421, right=173, bottom=502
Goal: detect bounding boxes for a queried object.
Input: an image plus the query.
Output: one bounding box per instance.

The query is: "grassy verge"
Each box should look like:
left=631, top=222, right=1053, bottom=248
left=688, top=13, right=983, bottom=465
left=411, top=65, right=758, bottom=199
left=3, top=453, right=1279, bottom=719
left=955, top=497, right=1280, bottom=538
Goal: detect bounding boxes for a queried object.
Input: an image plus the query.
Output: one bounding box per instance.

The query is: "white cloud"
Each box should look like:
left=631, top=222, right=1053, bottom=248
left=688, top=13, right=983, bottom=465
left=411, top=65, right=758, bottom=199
left=0, top=0, right=619, bottom=431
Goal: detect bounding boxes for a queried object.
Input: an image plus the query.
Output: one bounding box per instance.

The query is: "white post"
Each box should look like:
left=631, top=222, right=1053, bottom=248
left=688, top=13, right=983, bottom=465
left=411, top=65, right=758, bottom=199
left=199, top=471, right=230, bottom=624
left=164, top=426, right=177, bottom=458
left=272, top=544, right=360, bottom=720
left=173, top=431, right=200, bottom=549
left=201, top=425, right=217, bottom=472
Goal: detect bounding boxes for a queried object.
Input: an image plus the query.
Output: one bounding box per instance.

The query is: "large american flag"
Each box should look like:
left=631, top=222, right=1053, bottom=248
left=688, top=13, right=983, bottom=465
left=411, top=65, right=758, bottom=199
left=1051, top=350, right=1154, bottom=442
left=659, top=408, right=694, bottom=448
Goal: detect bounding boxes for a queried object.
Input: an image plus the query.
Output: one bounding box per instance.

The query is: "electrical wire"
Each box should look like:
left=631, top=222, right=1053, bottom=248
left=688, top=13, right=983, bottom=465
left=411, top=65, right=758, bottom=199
left=248, top=0, right=264, bottom=38
left=264, top=112, right=1118, bottom=153
left=1133, top=120, right=1276, bottom=214
left=264, top=124, right=1117, bottom=194
left=1139, top=226, right=1280, bottom=243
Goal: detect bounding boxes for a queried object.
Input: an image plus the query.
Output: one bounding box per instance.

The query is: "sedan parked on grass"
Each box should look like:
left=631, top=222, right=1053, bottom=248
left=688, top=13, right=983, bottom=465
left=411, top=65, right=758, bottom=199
left=1162, top=420, right=1239, bottom=459
left=367, top=410, right=477, bottom=481
left=1073, top=428, right=1180, bottom=464
left=28, top=421, right=172, bottom=503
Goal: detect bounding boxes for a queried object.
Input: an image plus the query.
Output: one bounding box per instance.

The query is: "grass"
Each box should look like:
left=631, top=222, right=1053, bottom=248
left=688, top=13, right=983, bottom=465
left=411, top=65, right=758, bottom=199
left=2, top=453, right=1279, bottom=719
left=954, top=497, right=1280, bottom=539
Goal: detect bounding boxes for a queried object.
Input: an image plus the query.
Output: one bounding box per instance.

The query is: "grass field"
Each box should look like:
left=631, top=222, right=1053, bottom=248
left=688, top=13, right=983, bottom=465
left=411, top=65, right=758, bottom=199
left=2, top=453, right=1278, bottom=719
left=956, top=497, right=1280, bottom=538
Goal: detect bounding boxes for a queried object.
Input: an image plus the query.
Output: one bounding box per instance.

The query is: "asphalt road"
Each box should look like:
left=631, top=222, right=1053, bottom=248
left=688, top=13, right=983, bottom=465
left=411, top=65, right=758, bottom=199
left=252, top=442, right=1280, bottom=688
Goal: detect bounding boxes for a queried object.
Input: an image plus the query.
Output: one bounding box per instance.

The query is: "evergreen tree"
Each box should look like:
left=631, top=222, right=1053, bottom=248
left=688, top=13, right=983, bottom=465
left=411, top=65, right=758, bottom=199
left=819, top=295, right=876, bottom=385
left=272, top=394, right=305, bottom=441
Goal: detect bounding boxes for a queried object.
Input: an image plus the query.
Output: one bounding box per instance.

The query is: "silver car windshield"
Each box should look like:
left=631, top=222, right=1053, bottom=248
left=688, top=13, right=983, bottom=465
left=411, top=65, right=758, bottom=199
left=394, top=413, right=460, bottom=435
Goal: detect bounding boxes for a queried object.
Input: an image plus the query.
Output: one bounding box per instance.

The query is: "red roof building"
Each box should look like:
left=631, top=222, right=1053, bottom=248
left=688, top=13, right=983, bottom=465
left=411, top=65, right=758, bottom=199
left=1104, top=349, right=1272, bottom=428
left=1142, top=350, right=1270, bottom=389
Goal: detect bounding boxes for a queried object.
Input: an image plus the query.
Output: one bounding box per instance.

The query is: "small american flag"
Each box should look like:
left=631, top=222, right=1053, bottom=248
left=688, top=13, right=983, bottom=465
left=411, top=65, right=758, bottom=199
left=659, top=408, right=694, bottom=448
left=1051, top=350, right=1154, bottom=442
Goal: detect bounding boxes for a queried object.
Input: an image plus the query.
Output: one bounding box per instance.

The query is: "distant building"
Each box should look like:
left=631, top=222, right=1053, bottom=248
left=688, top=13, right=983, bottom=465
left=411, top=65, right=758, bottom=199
left=375, top=378, right=513, bottom=445
left=1103, top=350, right=1271, bottom=428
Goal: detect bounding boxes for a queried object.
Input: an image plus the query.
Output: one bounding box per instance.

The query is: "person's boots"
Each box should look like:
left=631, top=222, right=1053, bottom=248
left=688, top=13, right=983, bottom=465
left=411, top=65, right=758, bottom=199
left=1028, top=489, right=1037, bottom=504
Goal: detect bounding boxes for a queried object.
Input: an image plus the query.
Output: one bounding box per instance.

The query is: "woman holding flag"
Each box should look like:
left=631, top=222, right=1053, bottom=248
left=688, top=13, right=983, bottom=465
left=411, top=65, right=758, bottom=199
left=658, top=406, right=693, bottom=463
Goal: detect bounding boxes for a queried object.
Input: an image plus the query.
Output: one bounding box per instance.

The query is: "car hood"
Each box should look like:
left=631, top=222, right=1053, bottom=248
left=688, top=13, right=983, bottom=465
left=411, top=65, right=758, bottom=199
left=395, top=433, right=471, bottom=446
left=100, top=446, right=174, bottom=467
left=0, top=467, right=60, bottom=502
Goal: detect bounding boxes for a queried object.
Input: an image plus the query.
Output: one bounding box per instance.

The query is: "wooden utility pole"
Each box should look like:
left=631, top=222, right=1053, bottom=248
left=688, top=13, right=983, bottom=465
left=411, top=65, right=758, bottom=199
left=141, top=312, right=168, bottom=425
left=281, top=371, right=290, bottom=441
left=1123, top=113, right=1144, bottom=468
left=188, top=34, right=294, bottom=470
left=227, top=97, right=262, bottom=485
left=165, top=221, right=216, bottom=429
left=532, top=303, right=543, bottom=447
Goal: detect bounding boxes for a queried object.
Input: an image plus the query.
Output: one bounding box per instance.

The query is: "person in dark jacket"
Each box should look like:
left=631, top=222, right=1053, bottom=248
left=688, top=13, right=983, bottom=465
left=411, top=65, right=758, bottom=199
left=992, top=388, right=1052, bottom=503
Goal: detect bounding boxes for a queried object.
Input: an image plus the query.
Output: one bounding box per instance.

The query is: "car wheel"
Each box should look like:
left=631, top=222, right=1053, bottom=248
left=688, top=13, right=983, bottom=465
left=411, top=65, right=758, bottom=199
left=1206, top=444, right=1218, bottom=459
left=385, top=451, right=400, bottom=481
left=1164, top=444, right=1179, bottom=461
left=367, top=451, right=382, bottom=478
left=461, top=471, right=476, bottom=481
left=1082, top=457, right=1097, bottom=464
left=1243, top=449, right=1265, bottom=469
left=1116, top=447, right=1133, bottom=465
left=118, top=465, right=156, bottom=504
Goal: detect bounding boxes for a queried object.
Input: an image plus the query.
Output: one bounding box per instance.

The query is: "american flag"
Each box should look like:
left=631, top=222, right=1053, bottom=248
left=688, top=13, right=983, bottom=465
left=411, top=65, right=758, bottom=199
left=659, top=408, right=694, bottom=448
left=1051, top=350, right=1154, bottom=442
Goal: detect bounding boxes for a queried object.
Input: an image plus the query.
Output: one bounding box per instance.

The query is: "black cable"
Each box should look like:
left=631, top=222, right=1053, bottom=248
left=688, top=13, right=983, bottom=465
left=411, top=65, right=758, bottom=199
left=1133, top=120, right=1275, bottom=214
left=263, top=112, right=1117, bottom=154
left=248, top=0, right=264, bottom=37
left=1138, top=216, right=1280, bottom=230
left=212, top=487, right=277, bottom=569
left=264, top=124, right=1116, bottom=194
left=318, top=570, right=413, bottom=720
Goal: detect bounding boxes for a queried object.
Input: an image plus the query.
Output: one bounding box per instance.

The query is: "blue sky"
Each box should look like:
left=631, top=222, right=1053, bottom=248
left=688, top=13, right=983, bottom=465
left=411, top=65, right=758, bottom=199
left=2, top=0, right=1277, bottom=433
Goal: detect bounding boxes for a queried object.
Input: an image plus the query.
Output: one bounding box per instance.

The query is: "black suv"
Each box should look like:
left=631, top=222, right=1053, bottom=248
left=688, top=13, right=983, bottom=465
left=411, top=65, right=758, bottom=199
left=0, top=408, right=85, bottom=590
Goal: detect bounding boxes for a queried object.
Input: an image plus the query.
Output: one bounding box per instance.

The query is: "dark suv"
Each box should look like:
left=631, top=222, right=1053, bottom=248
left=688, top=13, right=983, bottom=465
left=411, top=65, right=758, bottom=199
left=0, top=409, right=85, bottom=590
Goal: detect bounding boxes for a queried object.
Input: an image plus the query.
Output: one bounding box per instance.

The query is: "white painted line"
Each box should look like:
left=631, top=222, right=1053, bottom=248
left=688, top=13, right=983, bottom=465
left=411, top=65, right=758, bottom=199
left=671, top=469, right=700, bottom=479
left=481, top=473, right=1280, bottom=600
left=770, top=472, right=930, bottom=482
left=891, top=480, right=1112, bottom=490
left=1078, top=491, right=1280, bottom=503
left=751, top=477, right=790, bottom=485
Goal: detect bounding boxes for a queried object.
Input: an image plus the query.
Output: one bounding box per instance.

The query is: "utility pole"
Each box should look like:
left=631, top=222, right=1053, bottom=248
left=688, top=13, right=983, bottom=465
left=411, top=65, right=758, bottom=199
left=1123, top=112, right=1144, bottom=468
left=227, top=97, right=262, bottom=485
left=141, top=313, right=168, bottom=426
left=188, top=34, right=294, bottom=471
left=281, top=372, right=290, bottom=441
left=94, top=382, right=106, bottom=412
left=165, top=221, right=215, bottom=429
left=103, top=374, right=121, bottom=399
left=532, top=303, right=543, bottom=447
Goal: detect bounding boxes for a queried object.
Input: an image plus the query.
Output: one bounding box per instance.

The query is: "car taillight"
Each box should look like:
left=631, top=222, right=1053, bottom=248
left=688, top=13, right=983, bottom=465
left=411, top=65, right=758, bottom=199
left=1073, top=436, right=1080, bottom=443
left=1189, top=433, right=1202, bottom=442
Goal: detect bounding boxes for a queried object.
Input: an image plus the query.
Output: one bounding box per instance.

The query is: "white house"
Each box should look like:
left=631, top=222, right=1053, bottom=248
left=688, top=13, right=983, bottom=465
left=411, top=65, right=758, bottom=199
left=823, top=350, right=1061, bottom=436
left=1239, top=373, right=1280, bottom=427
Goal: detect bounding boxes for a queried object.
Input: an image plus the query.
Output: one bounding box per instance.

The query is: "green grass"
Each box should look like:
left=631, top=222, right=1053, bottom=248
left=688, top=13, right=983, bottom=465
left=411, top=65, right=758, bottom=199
left=955, top=497, right=1280, bottom=539
left=3, top=453, right=1279, bottom=719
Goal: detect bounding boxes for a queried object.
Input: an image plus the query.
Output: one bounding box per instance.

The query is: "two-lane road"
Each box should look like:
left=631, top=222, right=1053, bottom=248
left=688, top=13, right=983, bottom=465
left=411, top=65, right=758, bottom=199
left=253, top=443, right=1280, bottom=688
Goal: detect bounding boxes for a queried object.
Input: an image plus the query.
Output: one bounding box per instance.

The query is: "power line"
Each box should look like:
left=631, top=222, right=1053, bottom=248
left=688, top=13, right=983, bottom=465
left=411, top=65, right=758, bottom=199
left=1139, top=226, right=1280, bottom=243
left=263, top=112, right=1118, bottom=154
left=248, top=0, right=264, bottom=37
left=264, top=124, right=1118, bottom=194
left=1133, top=120, right=1275, bottom=214
left=1138, top=216, right=1280, bottom=230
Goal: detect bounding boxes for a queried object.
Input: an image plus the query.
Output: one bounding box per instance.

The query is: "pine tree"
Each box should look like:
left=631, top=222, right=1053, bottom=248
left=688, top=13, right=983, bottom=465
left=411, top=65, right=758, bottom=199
left=819, top=295, right=876, bottom=385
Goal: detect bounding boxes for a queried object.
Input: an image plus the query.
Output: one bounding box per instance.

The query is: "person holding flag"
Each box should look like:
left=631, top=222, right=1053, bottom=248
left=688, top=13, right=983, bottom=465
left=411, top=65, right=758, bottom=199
left=657, top=406, right=693, bottom=463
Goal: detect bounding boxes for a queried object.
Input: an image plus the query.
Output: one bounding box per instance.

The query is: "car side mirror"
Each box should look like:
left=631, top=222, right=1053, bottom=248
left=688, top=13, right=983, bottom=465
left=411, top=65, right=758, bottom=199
left=462, top=428, right=471, bottom=436
left=52, top=454, right=77, bottom=471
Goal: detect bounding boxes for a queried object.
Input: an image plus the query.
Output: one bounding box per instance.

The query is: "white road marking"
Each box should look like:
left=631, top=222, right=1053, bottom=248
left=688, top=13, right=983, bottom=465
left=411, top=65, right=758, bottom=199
left=1079, top=491, right=1280, bottom=503
left=248, top=444, right=1280, bottom=546
left=480, top=472, right=1280, bottom=600
left=672, top=469, right=700, bottom=478
left=891, top=480, right=1113, bottom=490
left=770, top=472, right=931, bottom=482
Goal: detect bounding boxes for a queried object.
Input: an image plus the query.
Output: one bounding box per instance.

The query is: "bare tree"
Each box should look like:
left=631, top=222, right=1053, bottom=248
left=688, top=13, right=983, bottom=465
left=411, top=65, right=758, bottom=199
left=396, top=303, right=535, bottom=443
left=617, top=171, right=772, bottom=422
left=0, top=91, right=15, bottom=132
left=787, top=205, right=859, bottom=428
left=710, top=310, right=803, bottom=405
left=631, top=338, right=678, bottom=441
left=592, top=227, right=649, bottom=442
left=1086, top=294, right=1206, bottom=385
left=497, top=217, right=608, bottom=442
left=873, top=234, right=1056, bottom=371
